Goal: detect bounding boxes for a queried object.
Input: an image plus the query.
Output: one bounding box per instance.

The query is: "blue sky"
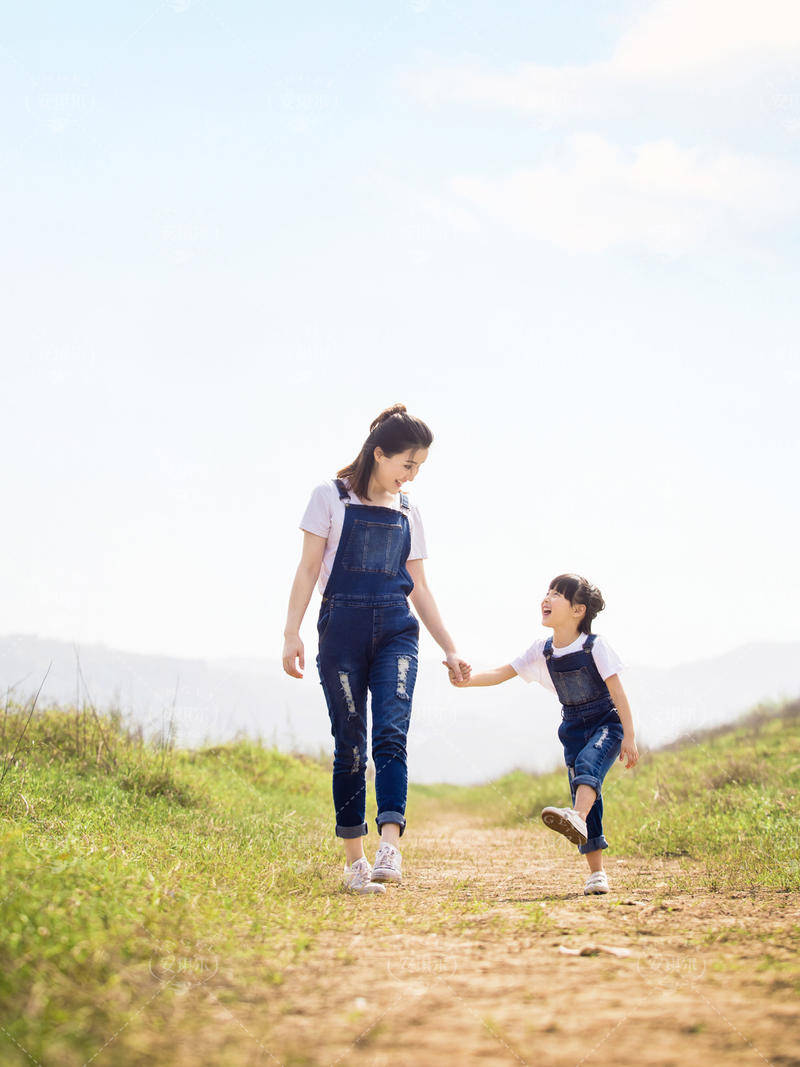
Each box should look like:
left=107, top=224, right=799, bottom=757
left=2, top=0, right=799, bottom=671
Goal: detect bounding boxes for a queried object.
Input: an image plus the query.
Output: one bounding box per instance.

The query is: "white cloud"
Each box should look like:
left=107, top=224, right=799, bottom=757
left=451, top=134, right=797, bottom=255
left=402, top=1, right=800, bottom=255
left=405, top=0, right=800, bottom=124
left=613, top=0, right=800, bottom=76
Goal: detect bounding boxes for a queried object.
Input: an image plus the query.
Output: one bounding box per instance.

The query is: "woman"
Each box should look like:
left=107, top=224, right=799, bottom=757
left=282, top=404, right=471, bottom=895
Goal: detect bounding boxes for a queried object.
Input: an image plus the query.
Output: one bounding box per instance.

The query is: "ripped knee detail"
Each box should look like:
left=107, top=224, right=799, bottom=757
left=338, top=671, right=357, bottom=718
left=396, top=655, right=415, bottom=700
left=594, top=726, right=609, bottom=749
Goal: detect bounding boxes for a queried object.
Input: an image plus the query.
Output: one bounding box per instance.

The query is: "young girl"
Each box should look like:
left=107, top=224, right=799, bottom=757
left=283, top=404, right=471, bottom=895
left=447, top=574, right=638, bottom=895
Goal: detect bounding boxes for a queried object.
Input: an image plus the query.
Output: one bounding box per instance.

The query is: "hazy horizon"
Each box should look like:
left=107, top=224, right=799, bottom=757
left=3, top=632, right=799, bottom=784
left=5, top=628, right=800, bottom=674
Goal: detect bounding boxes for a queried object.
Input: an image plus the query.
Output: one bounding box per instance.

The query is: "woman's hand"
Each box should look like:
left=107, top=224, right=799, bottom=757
left=442, top=653, right=471, bottom=685
left=619, top=735, right=639, bottom=769
left=445, top=661, right=469, bottom=687
left=283, top=634, right=305, bottom=678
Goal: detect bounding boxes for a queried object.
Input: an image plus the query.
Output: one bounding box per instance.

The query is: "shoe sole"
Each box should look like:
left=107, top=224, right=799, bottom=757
left=584, top=884, right=610, bottom=895
left=370, top=868, right=402, bottom=884
left=541, top=808, right=588, bottom=846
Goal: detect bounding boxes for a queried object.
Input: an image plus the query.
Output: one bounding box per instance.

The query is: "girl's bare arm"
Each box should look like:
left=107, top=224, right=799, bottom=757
left=282, top=531, right=326, bottom=678
left=605, top=673, right=639, bottom=767
left=447, top=664, right=517, bottom=687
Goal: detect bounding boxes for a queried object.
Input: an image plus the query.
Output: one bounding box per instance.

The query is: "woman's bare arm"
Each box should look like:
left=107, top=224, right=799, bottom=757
left=406, top=558, right=471, bottom=683
left=282, top=531, right=326, bottom=678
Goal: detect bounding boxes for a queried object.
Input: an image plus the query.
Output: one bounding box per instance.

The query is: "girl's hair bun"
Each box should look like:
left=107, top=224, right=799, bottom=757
left=369, top=403, right=407, bottom=433
left=548, top=573, right=606, bottom=634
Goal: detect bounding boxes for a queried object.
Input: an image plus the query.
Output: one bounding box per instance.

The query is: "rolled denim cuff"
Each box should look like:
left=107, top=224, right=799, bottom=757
left=375, top=810, right=406, bottom=837
left=336, top=822, right=368, bottom=839
left=579, top=834, right=608, bottom=854
left=571, top=773, right=601, bottom=791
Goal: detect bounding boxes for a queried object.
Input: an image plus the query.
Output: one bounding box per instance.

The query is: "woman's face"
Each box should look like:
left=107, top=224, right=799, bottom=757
left=373, top=447, right=428, bottom=494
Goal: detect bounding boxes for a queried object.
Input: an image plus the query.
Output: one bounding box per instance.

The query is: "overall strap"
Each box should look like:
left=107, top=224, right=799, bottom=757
left=333, top=478, right=351, bottom=504
left=398, top=491, right=410, bottom=513
left=582, top=634, right=597, bottom=652
left=543, top=636, right=554, bottom=661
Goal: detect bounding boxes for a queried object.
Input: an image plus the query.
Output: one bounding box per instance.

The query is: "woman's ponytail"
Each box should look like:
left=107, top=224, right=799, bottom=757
left=369, top=403, right=408, bottom=434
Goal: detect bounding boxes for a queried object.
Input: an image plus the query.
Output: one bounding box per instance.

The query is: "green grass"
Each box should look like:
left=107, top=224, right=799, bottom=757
left=430, top=698, right=800, bottom=892
left=0, top=702, right=346, bottom=1064
left=1, top=695, right=798, bottom=1062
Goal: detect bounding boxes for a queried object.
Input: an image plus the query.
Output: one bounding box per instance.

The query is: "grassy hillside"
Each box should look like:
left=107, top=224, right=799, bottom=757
left=1, top=697, right=798, bottom=1063
left=423, top=697, right=800, bottom=893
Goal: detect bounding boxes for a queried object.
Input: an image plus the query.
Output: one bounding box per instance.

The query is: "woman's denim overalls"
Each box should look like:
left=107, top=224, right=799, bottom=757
left=316, top=478, right=420, bottom=839
left=544, top=634, right=624, bottom=854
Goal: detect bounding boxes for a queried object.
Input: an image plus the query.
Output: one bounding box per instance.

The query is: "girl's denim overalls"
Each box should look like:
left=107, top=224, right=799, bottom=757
left=544, top=634, right=624, bottom=854
left=315, top=478, right=420, bottom=839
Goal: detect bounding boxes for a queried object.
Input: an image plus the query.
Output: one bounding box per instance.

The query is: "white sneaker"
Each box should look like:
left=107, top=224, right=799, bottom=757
left=342, top=857, right=386, bottom=895
left=584, top=870, right=610, bottom=895
left=541, top=806, right=588, bottom=846
left=371, top=842, right=402, bottom=883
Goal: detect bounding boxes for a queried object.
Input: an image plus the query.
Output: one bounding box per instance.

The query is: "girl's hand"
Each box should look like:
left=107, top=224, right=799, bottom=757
left=442, top=655, right=471, bottom=686
left=282, top=634, right=305, bottom=678
left=619, top=735, right=639, bottom=769
left=447, top=672, right=471, bottom=688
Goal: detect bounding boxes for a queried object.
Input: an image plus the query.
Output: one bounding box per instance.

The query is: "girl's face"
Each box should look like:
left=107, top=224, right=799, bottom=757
left=373, top=447, right=428, bottom=495
left=541, top=587, right=585, bottom=630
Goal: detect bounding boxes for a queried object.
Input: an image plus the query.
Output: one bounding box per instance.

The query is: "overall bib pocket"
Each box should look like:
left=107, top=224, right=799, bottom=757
left=341, top=519, right=404, bottom=575
left=553, top=668, right=597, bottom=705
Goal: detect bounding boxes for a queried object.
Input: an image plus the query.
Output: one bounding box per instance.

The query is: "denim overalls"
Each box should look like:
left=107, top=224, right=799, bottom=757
left=315, top=478, right=420, bottom=839
left=544, top=634, right=624, bottom=854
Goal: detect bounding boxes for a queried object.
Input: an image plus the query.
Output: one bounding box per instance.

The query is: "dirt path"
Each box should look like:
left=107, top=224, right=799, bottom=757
left=258, top=804, right=800, bottom=1067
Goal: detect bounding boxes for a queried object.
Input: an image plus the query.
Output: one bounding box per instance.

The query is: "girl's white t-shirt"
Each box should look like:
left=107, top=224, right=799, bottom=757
left=511, top=633, right=624, bottom=695
left=299, top=477, right=428, bottom=595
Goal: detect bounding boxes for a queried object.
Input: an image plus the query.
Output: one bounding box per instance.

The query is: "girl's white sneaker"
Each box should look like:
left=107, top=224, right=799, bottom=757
left=342, top=857, right=386, bottom=895
left=584, top=870, right=610, bottom=895
left=371, top=842, right=402, bottom=883
left=541, top=806, right=588, bottom=846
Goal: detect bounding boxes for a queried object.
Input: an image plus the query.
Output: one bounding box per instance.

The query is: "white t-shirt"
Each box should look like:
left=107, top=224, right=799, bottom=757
left=511, top=633, right=624, bottom=695
left=299, top=477, right=428, bottom=595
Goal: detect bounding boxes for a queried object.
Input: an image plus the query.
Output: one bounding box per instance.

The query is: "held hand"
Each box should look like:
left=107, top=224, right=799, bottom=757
left=619, top=735, right=639, bottom=769
left=442, top=654, right=471, bottom=686
left=282, top=635, right=305, bottom=679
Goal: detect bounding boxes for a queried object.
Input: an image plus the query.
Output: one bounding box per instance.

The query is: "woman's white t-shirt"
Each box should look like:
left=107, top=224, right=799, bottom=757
left=511, top=633, right=624, bottom=696
left=299, top=477, right=428, bottom=595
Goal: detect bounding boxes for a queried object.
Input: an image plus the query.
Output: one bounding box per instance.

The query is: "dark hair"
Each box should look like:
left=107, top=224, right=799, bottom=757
left=549, top=573, right=605, bottom=634
left=337, top=404, right=433, bottom=501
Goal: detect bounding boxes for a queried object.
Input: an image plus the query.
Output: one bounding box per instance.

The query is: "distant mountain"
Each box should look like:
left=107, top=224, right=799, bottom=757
left=2, top=634, right=798, bottom=785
